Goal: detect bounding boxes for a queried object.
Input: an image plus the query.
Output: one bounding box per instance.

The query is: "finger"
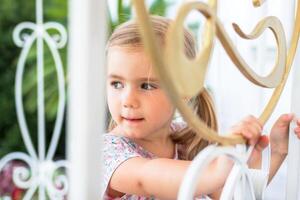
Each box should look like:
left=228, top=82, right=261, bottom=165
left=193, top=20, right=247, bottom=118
left=244, top=115, right=263, bottom=132
left=241, top=118, right=262, bottom=138
left=275, top=113, right=294, bottom=127
left=296, top=118, right=300, bottom=126
left=242, top=126, right=261, bottom=145
left=246, top=123, right=262, bottom=137
left=231, top=116, right=262, bottom=141
left=254, top=135, right=269, bottom=152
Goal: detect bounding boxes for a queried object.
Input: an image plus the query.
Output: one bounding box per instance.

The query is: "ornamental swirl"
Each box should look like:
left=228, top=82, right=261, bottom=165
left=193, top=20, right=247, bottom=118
left=0, top=0, right=68, bottom=199
left=131, top=0, right=300, bottom=199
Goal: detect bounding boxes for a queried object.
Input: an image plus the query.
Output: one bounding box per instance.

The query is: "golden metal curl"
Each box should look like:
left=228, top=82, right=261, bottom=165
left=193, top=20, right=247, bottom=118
left=253, top=0, right=266, bottom=7
left=131, top=0, right=300, bottom=145
left=165, top=1, right=216, bottom=98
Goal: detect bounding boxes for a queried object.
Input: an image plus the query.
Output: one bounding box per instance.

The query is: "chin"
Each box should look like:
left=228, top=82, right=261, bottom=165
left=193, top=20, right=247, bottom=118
left=123, top=130, right=145, bottom=139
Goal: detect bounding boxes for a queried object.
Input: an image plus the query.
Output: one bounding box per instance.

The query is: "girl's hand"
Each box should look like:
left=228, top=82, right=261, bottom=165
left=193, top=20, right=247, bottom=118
left=230, top=115, right=267, bottom=148
left=230, top=114, right=299, bottom=183
left=269, top=113, right=298, bottom=155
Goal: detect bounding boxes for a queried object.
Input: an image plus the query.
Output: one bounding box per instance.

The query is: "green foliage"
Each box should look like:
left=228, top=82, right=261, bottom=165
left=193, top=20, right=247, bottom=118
left=108, top=0, right=132, bottom=35
left=149, top=0, right=170, bottom=16
left=108, top=0, right=173, bottom=35
left=0, top=0, right=67, bottom=158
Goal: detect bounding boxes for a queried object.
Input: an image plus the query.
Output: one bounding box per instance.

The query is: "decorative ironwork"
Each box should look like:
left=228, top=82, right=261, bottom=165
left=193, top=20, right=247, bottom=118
left=131, top=0, right=300, bottom=199
left=0, top=0, right=68, bottom=199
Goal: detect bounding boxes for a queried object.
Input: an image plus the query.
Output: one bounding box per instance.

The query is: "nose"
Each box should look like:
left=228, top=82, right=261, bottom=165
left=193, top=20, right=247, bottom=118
left=122, top=87, right=139, bottom=109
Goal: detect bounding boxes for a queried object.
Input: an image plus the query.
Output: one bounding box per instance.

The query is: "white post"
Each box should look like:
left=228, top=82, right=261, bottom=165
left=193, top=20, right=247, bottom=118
left=286, top=44, right=300, bottom=199
left=67, top=0, right=107, bottom=199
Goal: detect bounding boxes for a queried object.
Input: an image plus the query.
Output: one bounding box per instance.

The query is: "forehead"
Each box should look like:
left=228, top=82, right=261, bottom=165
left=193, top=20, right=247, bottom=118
left=107, top=47, right=158, bottom=79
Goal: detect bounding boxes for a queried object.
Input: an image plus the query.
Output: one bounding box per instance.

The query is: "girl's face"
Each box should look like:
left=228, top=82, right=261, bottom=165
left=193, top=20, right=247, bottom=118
left=107, top=47, right=175, bottom=140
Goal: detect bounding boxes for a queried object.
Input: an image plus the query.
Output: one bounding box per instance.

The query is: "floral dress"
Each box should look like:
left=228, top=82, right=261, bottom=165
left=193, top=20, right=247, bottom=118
left=101, top=123, right=184, bottom=200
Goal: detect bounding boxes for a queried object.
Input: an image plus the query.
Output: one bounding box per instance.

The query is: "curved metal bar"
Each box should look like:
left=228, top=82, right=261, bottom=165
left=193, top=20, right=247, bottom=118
left=220, top=164, right=244, bottom=199
left=177, top=144, right=255, bottom=199
left=36, top=23, right=46, bottom=162
left=46, top=160, right=69, bottom=199
left=14, top=32, right=38, bottom=160
left=13, top=22, right=36, bottom=47
left=219, top=16, right=286, bottom=88
left=43, top=31, right=66, bottom=161
left=0, top=0, right=69, bottom=199
left=132, top=0, right=244, bottom=145
left=131, top=0, right=295, bottom=145
left=131, top=0, right=299, bottom=199
left=44, top=22, right=68, bottom=48
left=0, top=152, right=37, bottom=189
left=22, top=182, right=38, bottom=200
left=260, top=0, right=300, bottom=124
left=165, top=1, right=216, bottom=97
left=253, top=0, right=266, bottom=7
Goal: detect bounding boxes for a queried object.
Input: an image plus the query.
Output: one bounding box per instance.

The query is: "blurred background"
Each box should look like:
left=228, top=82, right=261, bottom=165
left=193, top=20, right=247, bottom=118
left=0, top=0, right=298, bottom=199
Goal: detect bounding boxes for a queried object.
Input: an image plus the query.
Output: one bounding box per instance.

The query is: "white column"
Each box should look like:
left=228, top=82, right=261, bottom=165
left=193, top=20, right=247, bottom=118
left=67, top=0, right=107, bottom=199
left=286, top=45, right=300, bottom=199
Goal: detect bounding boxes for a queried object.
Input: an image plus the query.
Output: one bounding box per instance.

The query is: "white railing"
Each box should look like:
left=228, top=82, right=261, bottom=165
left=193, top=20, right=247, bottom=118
left=0, top=0, right=68, bottom=199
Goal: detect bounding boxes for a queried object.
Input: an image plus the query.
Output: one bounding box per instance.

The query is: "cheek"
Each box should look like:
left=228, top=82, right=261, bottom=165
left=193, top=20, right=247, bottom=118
left=160, top=93, right=174, bottom=110
left=147, top=94, right=175, bottom=117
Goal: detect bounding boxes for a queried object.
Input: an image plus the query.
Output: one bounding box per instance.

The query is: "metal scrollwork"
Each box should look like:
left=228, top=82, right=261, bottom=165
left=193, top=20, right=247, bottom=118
left=131, top=0, right=300, bottom=199
left=0, top=0, right=68, bottom=199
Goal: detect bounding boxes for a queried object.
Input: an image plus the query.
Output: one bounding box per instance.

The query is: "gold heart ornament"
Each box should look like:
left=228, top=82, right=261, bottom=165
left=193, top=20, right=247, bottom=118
left=131, top=0, right=300, bottom=145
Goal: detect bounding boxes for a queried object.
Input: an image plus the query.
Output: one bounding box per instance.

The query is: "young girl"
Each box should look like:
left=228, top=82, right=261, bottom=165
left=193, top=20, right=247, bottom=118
left=102, top=15, right=300, bottom=199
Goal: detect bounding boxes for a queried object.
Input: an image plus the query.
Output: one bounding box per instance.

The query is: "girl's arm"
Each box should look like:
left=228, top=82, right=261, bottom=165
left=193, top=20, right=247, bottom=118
left=109, top=115, right=266, bottom=199
left=109, top=156, right=233, bottom=199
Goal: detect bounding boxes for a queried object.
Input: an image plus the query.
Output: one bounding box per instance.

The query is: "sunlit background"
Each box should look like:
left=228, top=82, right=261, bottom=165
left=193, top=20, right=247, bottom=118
left=0, top=0, right=298, bottom=199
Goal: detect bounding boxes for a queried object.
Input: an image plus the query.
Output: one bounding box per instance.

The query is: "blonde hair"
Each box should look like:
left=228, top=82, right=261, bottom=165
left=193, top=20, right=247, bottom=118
left=106, top=15, right=218, bottom=160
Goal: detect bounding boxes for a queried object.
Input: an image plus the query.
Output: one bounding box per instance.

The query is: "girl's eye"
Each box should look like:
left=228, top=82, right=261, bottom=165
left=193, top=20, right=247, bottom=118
left=111, top=81, right=123, bottom=89
left=141, top=83, right=156, bottom=90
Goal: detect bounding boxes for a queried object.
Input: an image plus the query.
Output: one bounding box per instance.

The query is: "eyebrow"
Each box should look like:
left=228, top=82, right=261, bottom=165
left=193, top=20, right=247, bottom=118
left=108, top=74, right=159, bottom=82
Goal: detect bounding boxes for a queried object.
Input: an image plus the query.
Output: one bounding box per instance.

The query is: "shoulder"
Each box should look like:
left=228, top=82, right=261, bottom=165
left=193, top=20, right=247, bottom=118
left=101, top=133, right=144, bottom=198
left=102, top=133, right=142, bottom=160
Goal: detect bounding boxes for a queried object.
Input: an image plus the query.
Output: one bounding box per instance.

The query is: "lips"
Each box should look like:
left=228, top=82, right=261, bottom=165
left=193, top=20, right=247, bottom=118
left=123, top=117, right=144, bottom=121
left=122, top=116, right=144, bottom=122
